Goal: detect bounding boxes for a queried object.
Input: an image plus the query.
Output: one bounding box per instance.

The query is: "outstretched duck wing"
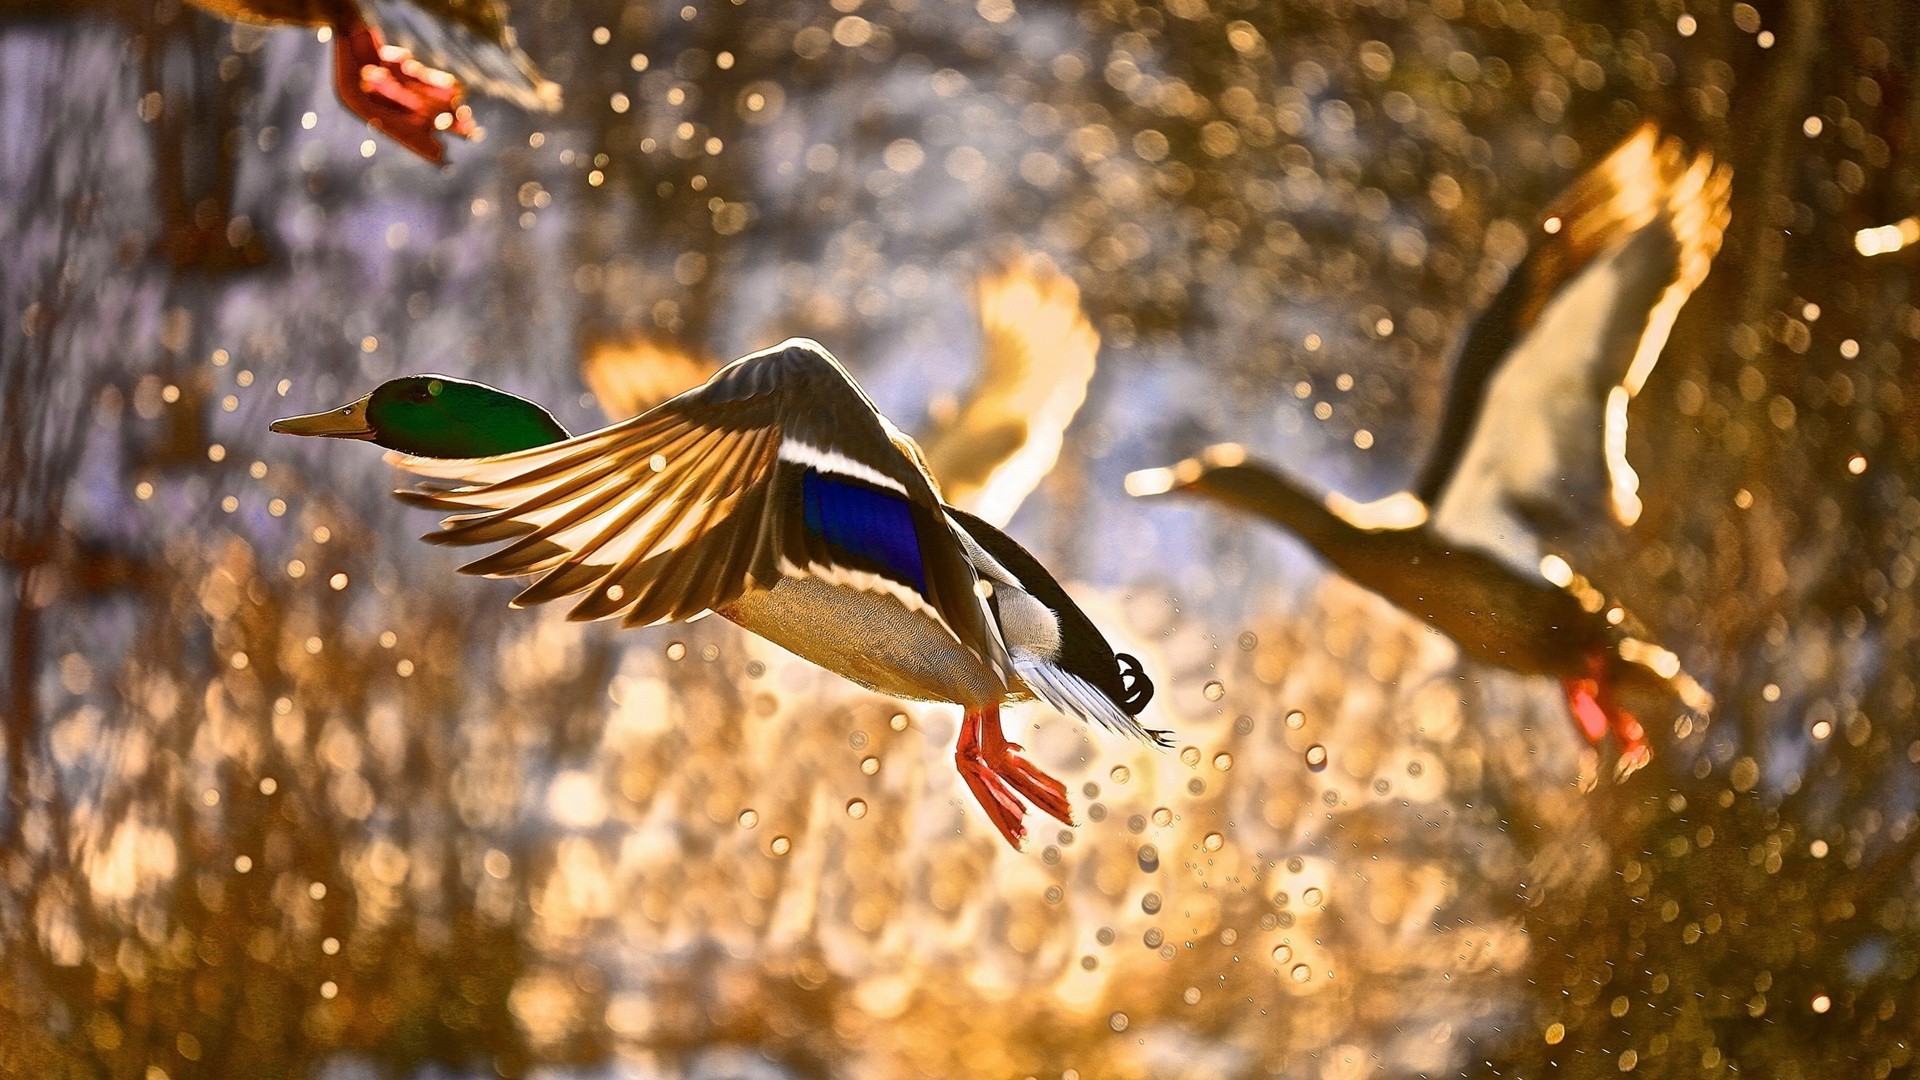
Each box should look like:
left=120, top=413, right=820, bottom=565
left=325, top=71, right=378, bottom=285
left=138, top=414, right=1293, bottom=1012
left=389, top=339, right=1003, bottom=671
left=1419, top=124, right=1730, bottom=568
left=917, top=254, right=1100, bottom=527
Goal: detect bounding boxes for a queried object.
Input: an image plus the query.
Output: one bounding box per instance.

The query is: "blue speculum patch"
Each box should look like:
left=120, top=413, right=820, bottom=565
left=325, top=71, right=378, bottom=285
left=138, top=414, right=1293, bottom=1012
left=800, top=470, right=928, bottom=593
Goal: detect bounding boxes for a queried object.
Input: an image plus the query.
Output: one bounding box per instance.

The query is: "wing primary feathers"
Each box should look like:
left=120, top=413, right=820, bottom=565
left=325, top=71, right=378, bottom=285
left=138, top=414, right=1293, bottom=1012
left=589, top=429, right=776, bottom=625
left=446, top=423, right=722, bottom=570
left=561, top=427, right=765, bottom=622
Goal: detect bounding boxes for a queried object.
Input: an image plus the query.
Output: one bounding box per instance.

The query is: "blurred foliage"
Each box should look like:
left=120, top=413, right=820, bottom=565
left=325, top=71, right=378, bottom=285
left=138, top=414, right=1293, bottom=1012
left=3, top=0, right=1920, bottom=1078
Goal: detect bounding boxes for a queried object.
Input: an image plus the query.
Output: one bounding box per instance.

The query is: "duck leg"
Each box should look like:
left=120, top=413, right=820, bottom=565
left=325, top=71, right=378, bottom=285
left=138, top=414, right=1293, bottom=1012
left=955, top=703, right=1073, bottom=849
left=1562, top=652, right=1651, bottom=780
left=329, top=10, right=475, bottom=163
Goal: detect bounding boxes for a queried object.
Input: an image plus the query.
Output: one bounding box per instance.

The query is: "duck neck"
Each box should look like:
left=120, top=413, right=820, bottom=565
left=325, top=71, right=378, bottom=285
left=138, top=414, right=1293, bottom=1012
left=1188, top=464, right=1364, bottom=558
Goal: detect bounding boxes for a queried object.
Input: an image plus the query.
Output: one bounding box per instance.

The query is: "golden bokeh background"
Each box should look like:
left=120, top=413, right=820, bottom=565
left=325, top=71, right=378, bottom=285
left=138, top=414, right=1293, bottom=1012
left=2, top=1, right=1918, bottom=1077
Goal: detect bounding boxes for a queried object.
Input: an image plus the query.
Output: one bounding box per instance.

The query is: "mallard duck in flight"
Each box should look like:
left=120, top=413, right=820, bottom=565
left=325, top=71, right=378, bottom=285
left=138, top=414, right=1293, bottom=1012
left=1127, top=124, right=1729, bottom=778
left=186, top=0, right=558, bottom=162
left=272, top=339, right=1160, bottom=848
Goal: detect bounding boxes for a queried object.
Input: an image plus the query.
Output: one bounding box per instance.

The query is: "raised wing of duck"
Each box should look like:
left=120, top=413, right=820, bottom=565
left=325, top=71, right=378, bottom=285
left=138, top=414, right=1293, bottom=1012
left=1417, top=124, right=1731, bottom=570
left=917, top=254, right=1101, bottom=527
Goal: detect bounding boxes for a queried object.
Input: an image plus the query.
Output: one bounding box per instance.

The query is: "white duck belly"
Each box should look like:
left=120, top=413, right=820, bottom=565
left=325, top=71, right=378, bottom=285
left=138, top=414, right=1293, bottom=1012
left=720, top=577, right=1007, bottom=708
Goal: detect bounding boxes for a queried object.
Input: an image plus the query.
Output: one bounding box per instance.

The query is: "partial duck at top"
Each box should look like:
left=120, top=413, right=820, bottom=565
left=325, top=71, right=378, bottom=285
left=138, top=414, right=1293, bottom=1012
left=1128, top=123, right=1730, bottom=778
left=187, top=0, right=558, bottom=162
left=272, top=339, right=1160, bottom=849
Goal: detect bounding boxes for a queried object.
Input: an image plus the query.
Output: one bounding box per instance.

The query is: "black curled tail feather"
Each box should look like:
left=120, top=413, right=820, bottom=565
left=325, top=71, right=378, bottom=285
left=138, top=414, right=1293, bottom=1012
left=1115, top=652, right=1154, bottom=714
left=1114, top=653, right=1172, bottom=747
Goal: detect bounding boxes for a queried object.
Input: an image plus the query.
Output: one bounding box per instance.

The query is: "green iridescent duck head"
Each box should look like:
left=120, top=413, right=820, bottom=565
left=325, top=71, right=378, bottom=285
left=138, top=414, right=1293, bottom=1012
left=270, top=375, right=570, bottom=458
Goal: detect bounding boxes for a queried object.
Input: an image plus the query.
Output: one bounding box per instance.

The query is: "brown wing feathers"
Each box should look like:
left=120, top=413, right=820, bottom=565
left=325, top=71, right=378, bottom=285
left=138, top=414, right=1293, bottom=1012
left=389, top=416, right=781, bottom=625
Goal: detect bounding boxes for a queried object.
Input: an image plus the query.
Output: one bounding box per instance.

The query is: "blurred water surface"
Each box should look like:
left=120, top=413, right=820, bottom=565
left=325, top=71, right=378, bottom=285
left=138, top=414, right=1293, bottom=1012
left=3, top=1, right=1920, bottom=1077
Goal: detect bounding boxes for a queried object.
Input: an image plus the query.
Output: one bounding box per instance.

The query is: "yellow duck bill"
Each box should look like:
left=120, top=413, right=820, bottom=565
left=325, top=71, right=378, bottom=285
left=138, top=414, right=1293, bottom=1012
left=270, top=395, right=374, bottom=439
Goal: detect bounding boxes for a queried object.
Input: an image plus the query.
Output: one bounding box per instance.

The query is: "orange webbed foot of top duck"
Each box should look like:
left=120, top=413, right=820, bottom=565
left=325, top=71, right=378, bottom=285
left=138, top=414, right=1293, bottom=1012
left=956, top=704, right=1074, bottom=850
left=1564, top=654, right=1651, bottom=781
left=331, top=16, right=476, bottom=163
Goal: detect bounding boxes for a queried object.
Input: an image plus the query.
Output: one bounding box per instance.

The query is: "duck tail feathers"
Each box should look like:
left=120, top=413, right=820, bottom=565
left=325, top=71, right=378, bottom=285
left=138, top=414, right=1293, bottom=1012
left=1015, top=655, right=1171, bottom=746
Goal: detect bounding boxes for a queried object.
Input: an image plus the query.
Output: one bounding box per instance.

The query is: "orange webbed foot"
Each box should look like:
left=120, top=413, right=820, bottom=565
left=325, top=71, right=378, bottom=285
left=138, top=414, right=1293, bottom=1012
left=331, top=18, right=476, bottom=163
left=985, top=739, right=1073, bottom=827
left=1563, top=659, right=1652, bottom=781
left=957, top=749, right=1032, bottom=849
left=955, top=705, right=1074, bottom=850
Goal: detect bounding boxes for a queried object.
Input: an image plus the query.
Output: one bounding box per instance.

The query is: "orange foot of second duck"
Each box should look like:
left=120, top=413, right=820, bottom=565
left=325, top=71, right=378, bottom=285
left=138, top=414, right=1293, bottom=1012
left=331, top=16, right=475, bottom=163
left=1564, top=653, right=1650, bottom=780
left=955, top=703, right=1073, bottom=849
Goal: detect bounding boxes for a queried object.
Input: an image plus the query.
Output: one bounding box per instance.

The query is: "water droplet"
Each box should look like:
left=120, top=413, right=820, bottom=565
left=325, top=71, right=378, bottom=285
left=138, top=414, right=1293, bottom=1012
left=1373, top=778, right=1391, bottom=795
left=1219, top=928, right=1237, bottom=945
left=1286, top=855, right=1305, bottom=873
left=1272, top=944, right=1292, bottom=964
left=888, top=712, right=909, bottom=731
left=1407, top=760, right=1424, bottom=777
left=768, top=835, right=791, bottom=856
left=1234, top=714, right=1254, bottom=734
left=1152, top=807, right=1173, bottom=827
left=1302, top=887, right=1324, bottom=907
left=1183, top=986, right=1202, bottom=1005
left=746, top=660, right=766, bottom=678
left=737, top=809, right=758, bottom=828
left=849, top=731, right=868, bottom=750
left=1137, top=844, right=1160, bottom=872
left=1143, top=928, right=1163, bottom=948
left=1545, top=1021, right=1565, bottom=1045
left=1095, top=927, right=1116, bottom=945
left=1109, top=1012, right=1129, bottom=1032
left=1203, top=832, right=1224, bottom=852
left=1213, top=753, right=1233, bottom=772
left=1180, top=746, right=1201, bottom=767
left=1044, top=885, right=1063, bottom=903
left=1237, top=631, right=1257, bottom=651
left=1285, top=709, right=1305, bottom=729
left=1080, top=955, right=1098, bottom=971
left=700, top=643, right=719, bottom=662
left=860, top=756, right=880, bottom=776
left=1082, top=782, right=1100, bottom=798
left=1305, top=744, right=1328, bottom=771
left=665, top=641, right=686, bottom=661
left=1109, top=765, right=1131, bottom=784
left=1141, top=891, right=1162, bottom=914
left=1290, top=964, right=1311, bottom=983
left=845, top=799, right=867, bottom=819
left=1202, top=680, right=1226, bottom=701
